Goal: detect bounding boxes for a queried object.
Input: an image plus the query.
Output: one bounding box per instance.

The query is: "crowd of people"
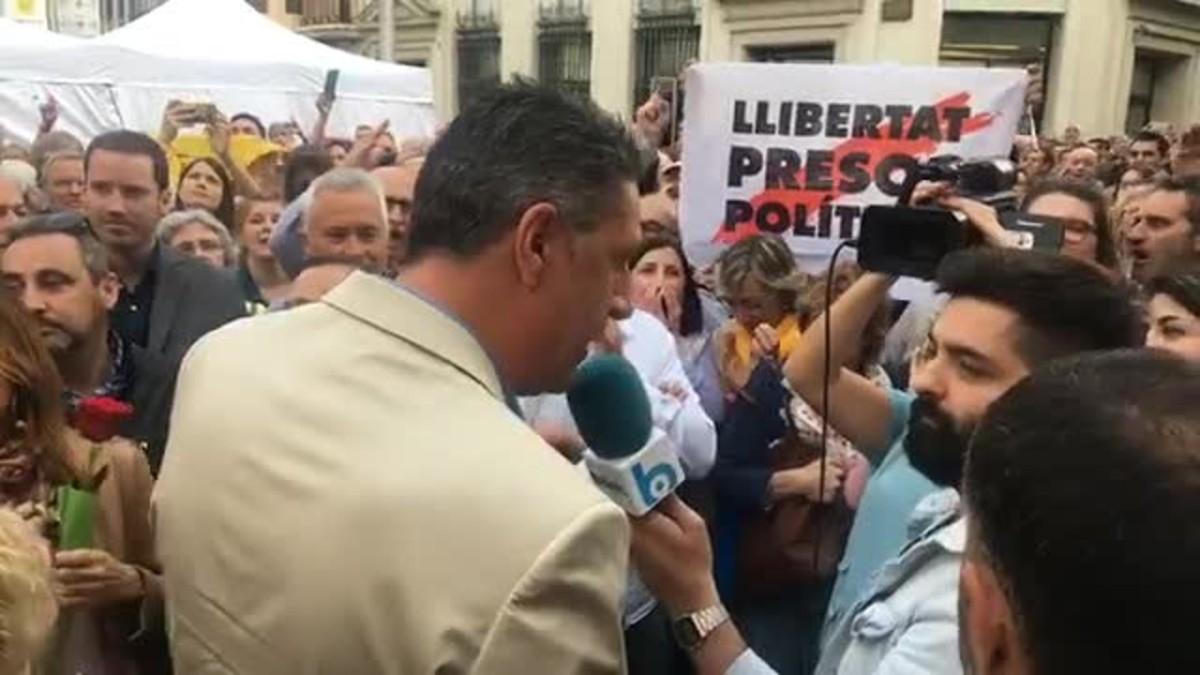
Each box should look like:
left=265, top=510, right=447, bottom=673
left=0, top=72, right=1192, bottom=675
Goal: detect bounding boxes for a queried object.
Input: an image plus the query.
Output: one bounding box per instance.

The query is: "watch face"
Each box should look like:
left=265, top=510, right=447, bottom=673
left=672, top=617, right=702, bottom=648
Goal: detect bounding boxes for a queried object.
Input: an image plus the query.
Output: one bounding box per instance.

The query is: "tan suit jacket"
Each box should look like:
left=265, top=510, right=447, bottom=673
left=152, top=273, right=630, bottom=674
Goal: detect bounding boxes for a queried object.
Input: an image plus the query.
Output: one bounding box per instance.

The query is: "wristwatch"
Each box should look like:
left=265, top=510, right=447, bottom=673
left=671, top=604, right=730, bottom=651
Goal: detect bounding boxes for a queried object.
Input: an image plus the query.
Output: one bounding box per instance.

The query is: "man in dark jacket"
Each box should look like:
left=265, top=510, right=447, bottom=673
left=83, top=130, right=244, bottom=367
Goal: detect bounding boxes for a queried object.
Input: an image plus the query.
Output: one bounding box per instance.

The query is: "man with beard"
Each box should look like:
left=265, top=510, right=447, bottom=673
left=619, top=248, right=1142, bottom=675
left=0, top=213, right=178, bottom=474
left=789, top=249, right=1140, bottom=665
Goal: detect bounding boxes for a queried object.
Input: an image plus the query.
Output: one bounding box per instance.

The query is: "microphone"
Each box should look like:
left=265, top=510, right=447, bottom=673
left=566, top=354, right=685, bottom=516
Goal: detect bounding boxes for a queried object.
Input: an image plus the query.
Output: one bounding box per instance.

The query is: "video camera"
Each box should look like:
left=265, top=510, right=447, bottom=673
left=857, top=155, right=1065, bottom=279
left=911, top=155, right=1019, bottom=210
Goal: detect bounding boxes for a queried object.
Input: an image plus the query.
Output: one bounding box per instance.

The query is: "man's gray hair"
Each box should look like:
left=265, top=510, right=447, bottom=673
left=300, top=167, right=387, bottom=233
left=157, top=209, right=238, bottom=266
left=7, top=213, right=110, bottom=281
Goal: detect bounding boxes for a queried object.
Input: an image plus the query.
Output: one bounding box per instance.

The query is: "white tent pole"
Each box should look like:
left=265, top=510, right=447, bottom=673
left=380, top=0, right=395, bottom=63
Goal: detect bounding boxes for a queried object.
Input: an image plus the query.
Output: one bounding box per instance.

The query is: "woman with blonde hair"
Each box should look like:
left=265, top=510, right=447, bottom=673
left=0, top=509, right=55, bottom=675
left=711, top=234, right=840, bottom=674
left=713, top=234, right=804, bottom=396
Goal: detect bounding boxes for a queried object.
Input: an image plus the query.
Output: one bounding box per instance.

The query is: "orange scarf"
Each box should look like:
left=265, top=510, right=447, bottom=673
left=730, top=314, right=802, bottom=373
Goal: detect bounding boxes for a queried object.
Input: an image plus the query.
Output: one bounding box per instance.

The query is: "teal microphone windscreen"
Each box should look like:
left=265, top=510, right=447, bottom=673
left=566, top=354, right=653, bottom=460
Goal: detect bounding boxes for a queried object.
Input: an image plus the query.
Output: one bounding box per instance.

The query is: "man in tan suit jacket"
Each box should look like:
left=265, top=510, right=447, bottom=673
left=153, top=81, right=645, bottom=673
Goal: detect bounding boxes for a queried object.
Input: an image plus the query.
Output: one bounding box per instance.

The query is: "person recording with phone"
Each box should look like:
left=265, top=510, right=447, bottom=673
left=627, top=244, right=1142, bottom=675
left=158, top=100, right=266, bottom=199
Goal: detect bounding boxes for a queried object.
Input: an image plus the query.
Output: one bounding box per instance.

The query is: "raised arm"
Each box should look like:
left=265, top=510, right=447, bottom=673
left=782, top=273, right=897, bottom=456
left=311, top=93, right=333, bottom=147
left=209, top=112, right=264, bottom=199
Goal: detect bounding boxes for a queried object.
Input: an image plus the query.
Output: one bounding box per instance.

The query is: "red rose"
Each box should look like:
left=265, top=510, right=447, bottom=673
left=73, top=397, right=134, bottom=443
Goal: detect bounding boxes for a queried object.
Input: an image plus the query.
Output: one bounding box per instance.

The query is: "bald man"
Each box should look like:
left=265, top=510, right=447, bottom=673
left=373, top=161, right=421, bottom=274
left=1060, top=145, right=1099, bottom=183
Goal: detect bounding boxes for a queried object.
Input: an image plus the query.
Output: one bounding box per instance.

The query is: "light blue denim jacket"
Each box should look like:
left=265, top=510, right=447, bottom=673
left=727, top=490, right=964, bottom=675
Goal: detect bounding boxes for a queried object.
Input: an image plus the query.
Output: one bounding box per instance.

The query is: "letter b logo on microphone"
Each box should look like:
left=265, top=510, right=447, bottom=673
left=632, top=460, right=681, bottom=506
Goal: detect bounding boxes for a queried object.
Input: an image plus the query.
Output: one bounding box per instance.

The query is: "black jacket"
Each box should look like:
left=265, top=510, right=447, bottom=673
left=148, top=245, right=247, bottom=366
left=123, top=246, right=244, bottom=474
left=124, top=345, right=177, bottom=476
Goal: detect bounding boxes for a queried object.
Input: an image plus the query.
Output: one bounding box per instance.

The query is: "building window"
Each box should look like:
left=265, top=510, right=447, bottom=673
left=300, top=0, right=354, bottom=25
left=633, top=0, right=699, bottom=110
left=132, top=0, right=163, bottom=18
left=940, top=13, right=1056, bottom=133
left=1127, top=55, right=1159, bottom=135
left=538, top=0, right=592, bottom=99
left=101, top=0, right=165, bottom=30
left=458, top=1, right=501, bottom=112
left=746, top=43, right=835, bottom=63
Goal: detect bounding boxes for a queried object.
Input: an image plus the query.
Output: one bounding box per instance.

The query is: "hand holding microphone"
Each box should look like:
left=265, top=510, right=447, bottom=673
left=565, top=354, right=710, bottom=605
left=566, top=354, right=684, bottom=516
left=630, top=495, right=748, bottom=675
left=568, top=355, right=746, bottom=672
left=628, top=495, right=717, bottom=615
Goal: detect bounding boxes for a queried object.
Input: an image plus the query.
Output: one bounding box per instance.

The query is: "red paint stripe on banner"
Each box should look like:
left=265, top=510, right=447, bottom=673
left=711, top=91, right=996, bottom=244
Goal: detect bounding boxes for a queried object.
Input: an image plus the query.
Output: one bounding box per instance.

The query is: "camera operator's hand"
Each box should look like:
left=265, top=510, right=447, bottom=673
left=938, top=194, right=1017, bottom=249
left=911, top=180, right=953, bottom=206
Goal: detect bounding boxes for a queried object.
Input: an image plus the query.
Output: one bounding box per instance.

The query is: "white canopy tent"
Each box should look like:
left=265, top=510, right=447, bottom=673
left=0, top=0, right=435, bottom=146
left=0, top=18, right=82, bottom=48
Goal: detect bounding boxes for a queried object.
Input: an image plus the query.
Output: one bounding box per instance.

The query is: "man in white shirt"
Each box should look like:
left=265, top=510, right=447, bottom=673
left=522, top=307, right=716, bottom=480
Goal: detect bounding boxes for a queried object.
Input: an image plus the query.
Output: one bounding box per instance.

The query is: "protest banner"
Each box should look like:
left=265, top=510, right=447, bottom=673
left=679, top=62, right=1027, bottom=270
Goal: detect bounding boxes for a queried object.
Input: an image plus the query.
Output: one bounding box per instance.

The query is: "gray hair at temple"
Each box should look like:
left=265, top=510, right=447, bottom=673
left=156, top=209, right=238, bottom=267
left=299, top=167, right=386, bottom=234
left=7, top=212, right=110, bottom=282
